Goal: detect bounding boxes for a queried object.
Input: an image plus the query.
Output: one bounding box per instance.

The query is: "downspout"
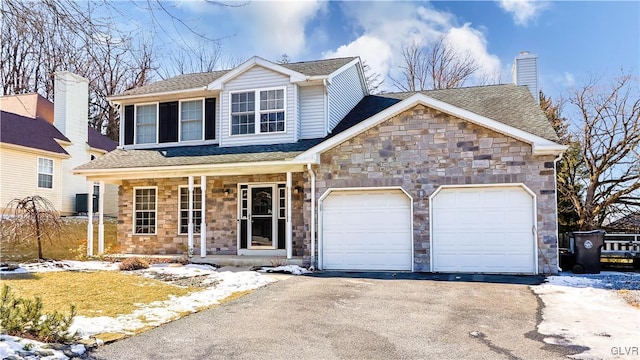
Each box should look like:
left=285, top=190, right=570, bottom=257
left=307, top=163, right=316, bottom=270
left=553, top=153, right=564, bottom=272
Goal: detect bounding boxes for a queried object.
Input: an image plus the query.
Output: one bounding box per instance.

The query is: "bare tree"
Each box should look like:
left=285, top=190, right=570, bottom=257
left=1, top=196, right=62, bottom=260
left=362, top=61, right=384, bottom=94
left=1, top=0, right=244, bottom=140
left=392, top=36, right=480, bottom=91
left=561, top=72, right=640, bottom=230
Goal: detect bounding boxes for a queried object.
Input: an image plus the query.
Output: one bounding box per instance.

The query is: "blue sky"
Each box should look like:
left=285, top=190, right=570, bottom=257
left=135, top=1, right=639, bottom=100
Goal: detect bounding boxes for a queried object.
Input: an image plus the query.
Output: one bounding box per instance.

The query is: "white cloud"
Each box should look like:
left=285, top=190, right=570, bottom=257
left=326, top=2, right=503, bottom=91
left=178, top=0, right=326, bottom=61
left=497, top=0, right=550, bottom=26
left=445, top=24, right=502, bottom=83
left=235, top=1, right=326, bottom=59
left=322, top=35, right=393, bottom=81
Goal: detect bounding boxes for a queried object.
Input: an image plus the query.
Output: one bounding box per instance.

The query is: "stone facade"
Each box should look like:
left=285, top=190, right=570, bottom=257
left=118, top=173, right=306, bottom=256
left=117, top=104, right=560, bottom=274
left=314, top=105, right=559, bottom=274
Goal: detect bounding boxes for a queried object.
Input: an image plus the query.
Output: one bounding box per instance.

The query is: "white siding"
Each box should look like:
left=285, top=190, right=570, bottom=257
left=0, top=147, right=64, bottom=212
left=513, top=54, right=538, bottom=103
left=53, top=72, right=97, bottom=215
left=327, top=64, right=365, bottom=132
left=220, top=66, right=296, bottom=147
left=299, top=85, right=326, bottom=139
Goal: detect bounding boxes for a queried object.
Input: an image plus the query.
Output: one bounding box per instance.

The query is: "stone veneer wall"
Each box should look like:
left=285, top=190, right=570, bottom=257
left=118, top=173, right=305, bottom=256
left=313, top=104, right=559, bottom=274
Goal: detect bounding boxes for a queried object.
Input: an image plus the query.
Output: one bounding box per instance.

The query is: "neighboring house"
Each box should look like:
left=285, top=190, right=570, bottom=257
left=0, top=72, right=118, bottom=216
left=74, top=53, right=566, bottom=274
left=606, top=212, right=640, bottom=233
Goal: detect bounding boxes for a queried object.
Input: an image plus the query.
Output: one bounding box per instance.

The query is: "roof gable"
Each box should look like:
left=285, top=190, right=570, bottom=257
left=110, top=57, right=359, bottom=100
left=296, top=86, right=566, bottom=160
left=207, top=56, right=306, bottom=90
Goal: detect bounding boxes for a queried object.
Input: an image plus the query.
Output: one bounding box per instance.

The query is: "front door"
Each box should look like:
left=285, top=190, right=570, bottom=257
left=238, top=184, right=286, bottom=252
left=249, top=185, right=275, bottom=248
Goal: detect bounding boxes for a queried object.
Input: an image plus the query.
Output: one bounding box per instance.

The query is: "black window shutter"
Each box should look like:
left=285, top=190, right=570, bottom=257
left=205, top=98, right=216, bottom=140
left=124, top=105, right=134, bottom=145
left=158, top=101, right=179, bottom=143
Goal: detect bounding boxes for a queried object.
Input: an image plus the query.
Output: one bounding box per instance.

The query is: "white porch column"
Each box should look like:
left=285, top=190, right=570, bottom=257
left=187, top=176, right=194, bottom=256
left=98, top=180, right=105, bottom=254
left=86, top=182, right=94, bottom=257
left=286, top=172, right=293, bottom=259
left=200, top=175, right=207, bottom=258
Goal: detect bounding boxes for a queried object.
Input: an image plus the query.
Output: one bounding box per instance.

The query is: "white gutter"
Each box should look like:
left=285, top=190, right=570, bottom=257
left=286, top=172, right=293, bottom=259
left=553, top=152, right=564, bottom=272
left=107, top=86, right=209, bottom=102
left=73, top=159, right=314, bottom=176
left=307, top=163, right=316, bottom=269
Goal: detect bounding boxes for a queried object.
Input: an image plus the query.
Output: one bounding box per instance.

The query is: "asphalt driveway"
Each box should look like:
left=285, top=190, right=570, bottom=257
left=89, top=273, right=578, bottom=360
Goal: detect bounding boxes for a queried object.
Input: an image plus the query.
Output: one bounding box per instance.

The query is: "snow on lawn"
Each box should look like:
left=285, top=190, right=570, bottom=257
left=0, top=260, right=307, bottom=359
left=533, top=271, right=640, bottom=359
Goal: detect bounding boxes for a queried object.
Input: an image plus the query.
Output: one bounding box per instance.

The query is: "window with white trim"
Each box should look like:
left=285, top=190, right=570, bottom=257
left=180, top=100, right=203, bottom=141
left=37, top=158, right=53, bottom=189
left=230, top=88, right=285, bottom=135
left=179, top=187, right=202, bottom=234
left=134, top=188, right=156, bottom=234
left=136, top=104, right=157, bottom=144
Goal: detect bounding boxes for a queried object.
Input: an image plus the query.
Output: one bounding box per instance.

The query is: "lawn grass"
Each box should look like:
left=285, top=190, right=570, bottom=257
left=0, top=217, right=118, bottom=263
left=1, top=271, right=198, bottom=318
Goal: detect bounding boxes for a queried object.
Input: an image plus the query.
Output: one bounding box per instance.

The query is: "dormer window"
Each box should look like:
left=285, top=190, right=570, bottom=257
left=231, top=88, right=285, bottom=135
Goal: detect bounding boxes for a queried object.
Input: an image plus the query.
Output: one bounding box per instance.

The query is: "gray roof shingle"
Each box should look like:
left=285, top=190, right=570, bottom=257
left=119, top=57, right=357, bottom=97
left=386, top=84, right=559, bottom=141
left=79, top=84, right=558, bottom=172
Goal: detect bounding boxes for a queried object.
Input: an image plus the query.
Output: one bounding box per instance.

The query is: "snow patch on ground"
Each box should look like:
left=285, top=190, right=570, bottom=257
left=0, top=260, right=278, bottom=359
left=257, top=265, right=312, bottom=275
left=533, top=272, right=640, bottom=359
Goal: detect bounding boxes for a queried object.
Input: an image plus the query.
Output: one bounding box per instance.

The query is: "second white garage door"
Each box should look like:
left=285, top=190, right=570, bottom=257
left=321, top=189, right=412, bottom=271
left=431, top=186, right=536, bottom=274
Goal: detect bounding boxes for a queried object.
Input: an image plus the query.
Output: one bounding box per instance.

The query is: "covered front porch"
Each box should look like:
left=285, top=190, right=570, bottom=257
left=81, top=160, right=318, bottom=267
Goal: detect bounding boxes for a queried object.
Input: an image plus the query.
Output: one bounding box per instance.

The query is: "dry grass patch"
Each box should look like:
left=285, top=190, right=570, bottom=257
left=1, top=271, right=200, bottom=317
left=0, top=217, right=118, bottom=263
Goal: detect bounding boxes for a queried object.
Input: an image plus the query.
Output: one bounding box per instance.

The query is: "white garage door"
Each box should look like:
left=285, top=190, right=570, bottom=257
left=431, top=186, right=536, bottom=274
left=321, top=189, right=412, bottom=271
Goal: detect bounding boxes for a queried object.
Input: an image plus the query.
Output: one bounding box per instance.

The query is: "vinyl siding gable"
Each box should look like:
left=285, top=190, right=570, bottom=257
left=327, top=63, right=365, bottom=132
left=300, top=85, right=326, bottom=139
left=219, top=66, right=296, bottom=147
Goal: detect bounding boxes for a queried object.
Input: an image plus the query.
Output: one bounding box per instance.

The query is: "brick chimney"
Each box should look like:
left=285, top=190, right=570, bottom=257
left=512, top=51, right=539, bottom=103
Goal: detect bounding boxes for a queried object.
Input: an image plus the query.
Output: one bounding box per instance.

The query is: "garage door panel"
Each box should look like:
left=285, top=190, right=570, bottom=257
left=432, top=186, right=536, bottom=274
left=322, top=189, right=412, bottom=271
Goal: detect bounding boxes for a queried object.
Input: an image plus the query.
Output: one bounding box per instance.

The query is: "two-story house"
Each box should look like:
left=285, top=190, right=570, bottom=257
left=75, top=53, right=566, bottom=274
left=1, top=72, right=118, bottom=217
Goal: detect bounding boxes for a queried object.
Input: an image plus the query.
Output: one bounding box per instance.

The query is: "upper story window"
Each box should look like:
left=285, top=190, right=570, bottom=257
left=124, top=98, right=215, bottom=147
left=37, top=157, right=53, bottom=189
left=180, top=100, right=203, bottom=141
left=230, top=88, right=285, bottom=135
left=136, top=104, right=157, bottom=144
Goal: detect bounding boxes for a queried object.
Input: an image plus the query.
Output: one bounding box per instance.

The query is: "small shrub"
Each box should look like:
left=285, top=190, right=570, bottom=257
left=22, top=342, right=34, bottom=351
left=0, top=285, right=76, bottom=343
left=119, top=257, right=149, bottom=271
